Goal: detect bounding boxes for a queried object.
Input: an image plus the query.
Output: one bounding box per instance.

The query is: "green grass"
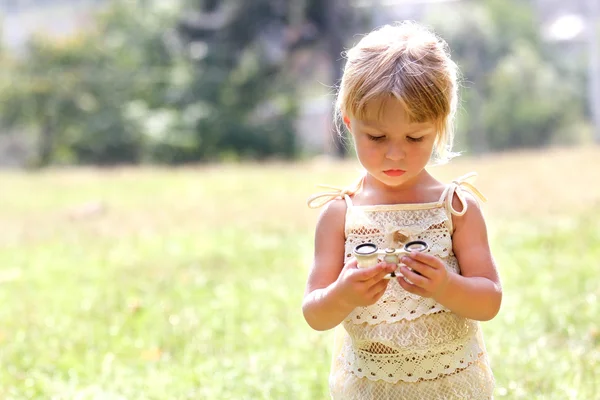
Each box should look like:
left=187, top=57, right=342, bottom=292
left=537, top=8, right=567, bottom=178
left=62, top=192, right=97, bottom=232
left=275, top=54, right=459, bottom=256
left=0, top=150, right=599, bottom=399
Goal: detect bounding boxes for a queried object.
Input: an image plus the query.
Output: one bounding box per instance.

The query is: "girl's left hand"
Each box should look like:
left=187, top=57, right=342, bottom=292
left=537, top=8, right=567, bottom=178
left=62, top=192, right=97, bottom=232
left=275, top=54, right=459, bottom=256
left=396, top=252, right=450, bottom=299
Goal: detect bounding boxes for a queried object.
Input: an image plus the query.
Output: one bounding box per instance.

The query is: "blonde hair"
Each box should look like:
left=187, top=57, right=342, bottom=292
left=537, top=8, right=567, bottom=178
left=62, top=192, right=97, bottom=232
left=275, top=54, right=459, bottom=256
left=336, top=21, right=460, bottom=164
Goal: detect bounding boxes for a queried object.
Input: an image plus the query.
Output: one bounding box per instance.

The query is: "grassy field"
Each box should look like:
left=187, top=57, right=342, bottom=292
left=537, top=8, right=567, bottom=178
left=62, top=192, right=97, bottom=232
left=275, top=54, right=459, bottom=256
left=0, top=147, right=599, bottom=399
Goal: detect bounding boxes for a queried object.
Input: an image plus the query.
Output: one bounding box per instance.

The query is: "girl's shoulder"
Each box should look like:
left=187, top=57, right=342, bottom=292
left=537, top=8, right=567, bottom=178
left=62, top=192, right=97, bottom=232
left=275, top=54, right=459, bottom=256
left=314, top=197, right=347, bottom=233
left=319, top=197, right=347, bottom=218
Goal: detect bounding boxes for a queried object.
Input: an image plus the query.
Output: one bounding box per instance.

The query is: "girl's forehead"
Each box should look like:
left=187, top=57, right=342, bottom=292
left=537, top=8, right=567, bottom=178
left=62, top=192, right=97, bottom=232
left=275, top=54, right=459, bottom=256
left=363, top=97, right=405, bottom=119
left=359, top=98, right=434, bottom=130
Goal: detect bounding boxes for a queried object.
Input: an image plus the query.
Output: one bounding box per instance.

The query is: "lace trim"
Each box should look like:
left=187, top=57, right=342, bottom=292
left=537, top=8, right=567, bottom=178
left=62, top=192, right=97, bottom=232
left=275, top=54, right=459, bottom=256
left=343, top=312, right=480, bottom=350
left=330, top=356, right=494, bottom=400
left=346, top=293, right=448, bottom=324
left=345, top=206, right=449, bottom=242
left=341, top=331, right=484, bottom=383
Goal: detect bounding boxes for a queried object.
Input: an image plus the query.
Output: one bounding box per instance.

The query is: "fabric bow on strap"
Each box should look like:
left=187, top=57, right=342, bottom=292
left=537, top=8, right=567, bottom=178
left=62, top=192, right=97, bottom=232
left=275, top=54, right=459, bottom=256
left=444, top=172, right=487, bottom=216
left=306, top=184, right=356, bottom=209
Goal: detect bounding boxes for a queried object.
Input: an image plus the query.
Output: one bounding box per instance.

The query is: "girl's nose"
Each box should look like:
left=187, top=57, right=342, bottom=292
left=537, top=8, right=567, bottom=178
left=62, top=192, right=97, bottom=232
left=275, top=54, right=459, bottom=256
left=386, top=143, right=405, bottom=161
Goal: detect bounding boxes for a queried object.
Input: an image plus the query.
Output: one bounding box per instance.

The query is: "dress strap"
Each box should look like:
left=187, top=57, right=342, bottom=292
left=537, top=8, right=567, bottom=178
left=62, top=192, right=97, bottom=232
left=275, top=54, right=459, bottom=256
left=440, top=172, right=487, bottom=230
left=306, top=176, right=363, bottom=209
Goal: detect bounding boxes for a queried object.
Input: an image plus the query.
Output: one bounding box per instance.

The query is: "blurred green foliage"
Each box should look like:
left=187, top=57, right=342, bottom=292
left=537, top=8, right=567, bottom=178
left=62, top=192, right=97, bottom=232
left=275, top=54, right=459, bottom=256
left=0, top=1, right=182, bottom=166
left=173, top=0, right=299, bottom=163
left=0, top=0, right=309, bottom=166
left=428, top=0, right=588, bottom=153
left=0, top=0, right=592, bottom=165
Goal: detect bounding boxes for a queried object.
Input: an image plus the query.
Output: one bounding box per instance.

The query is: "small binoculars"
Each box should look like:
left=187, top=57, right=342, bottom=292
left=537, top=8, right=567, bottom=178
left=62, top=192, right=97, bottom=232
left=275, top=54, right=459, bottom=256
left=353, top=240, right=428, bottom=279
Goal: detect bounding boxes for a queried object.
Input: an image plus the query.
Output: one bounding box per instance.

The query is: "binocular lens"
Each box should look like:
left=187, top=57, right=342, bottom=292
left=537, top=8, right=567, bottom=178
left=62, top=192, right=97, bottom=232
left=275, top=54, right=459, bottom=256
left=354, top=243, right=377, bottom=255
left=405, top=240, right=427, bottom=252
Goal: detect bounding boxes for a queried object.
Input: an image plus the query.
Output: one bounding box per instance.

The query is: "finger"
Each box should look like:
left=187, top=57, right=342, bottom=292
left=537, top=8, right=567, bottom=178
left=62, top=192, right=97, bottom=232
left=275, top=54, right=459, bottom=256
left=342, top=258, right=359, bottom=271
left=356, top=262, right=394, bottom=282
left=364, top=264, right=397, bottom=286
left=406, top=251, right=442, bottom=269
left=397, top=275, right=427, bottom=296
left=375, top=261, right=397, bottom=278
left=368, top=278, right=389, bottom=296
left=369, top=281, right=389, bottom=301
left=400, top=256, right=433, bottom=279
left=399, top=265, right=430, bottom=288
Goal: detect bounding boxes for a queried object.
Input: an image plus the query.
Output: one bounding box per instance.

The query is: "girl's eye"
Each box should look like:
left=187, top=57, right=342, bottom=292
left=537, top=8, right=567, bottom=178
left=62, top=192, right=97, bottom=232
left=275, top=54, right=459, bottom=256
left=367, top=134, right=385, bottom=142
left=407, top=136, right=424, bottom=143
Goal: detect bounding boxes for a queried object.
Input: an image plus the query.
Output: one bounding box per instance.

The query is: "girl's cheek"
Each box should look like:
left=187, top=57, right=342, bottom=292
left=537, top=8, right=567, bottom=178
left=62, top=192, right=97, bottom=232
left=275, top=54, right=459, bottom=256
left=362, top=148, right=380, bottom=158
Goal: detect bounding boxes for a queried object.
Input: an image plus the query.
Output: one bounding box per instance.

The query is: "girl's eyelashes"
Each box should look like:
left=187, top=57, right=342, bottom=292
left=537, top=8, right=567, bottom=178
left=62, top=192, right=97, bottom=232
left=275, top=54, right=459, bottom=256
left=367, top=134, right=385, bottom=142
left=365, top=132, right=425, bottom=142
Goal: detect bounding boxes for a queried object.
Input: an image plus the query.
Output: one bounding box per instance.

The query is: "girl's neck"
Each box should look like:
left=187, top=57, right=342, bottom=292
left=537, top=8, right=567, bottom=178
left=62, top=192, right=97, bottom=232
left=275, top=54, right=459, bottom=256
left=360, top=170, right=441, bottom=204
left=365, top=169, right=433, bottom=191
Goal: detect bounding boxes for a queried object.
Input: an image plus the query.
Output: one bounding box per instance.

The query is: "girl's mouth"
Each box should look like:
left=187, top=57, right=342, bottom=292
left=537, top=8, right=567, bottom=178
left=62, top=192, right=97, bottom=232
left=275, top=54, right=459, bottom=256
left=383, top=169, right=406, bottom=177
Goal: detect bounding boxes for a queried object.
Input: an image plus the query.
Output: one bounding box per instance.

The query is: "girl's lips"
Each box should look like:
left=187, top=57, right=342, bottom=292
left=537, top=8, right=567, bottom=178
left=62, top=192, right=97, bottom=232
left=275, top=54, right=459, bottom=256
left=384, top=169, right=406, bottom=177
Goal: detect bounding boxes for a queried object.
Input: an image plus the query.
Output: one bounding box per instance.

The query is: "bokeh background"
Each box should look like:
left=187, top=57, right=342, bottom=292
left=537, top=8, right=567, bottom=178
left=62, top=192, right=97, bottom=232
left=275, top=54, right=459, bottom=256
left=0, top=0, right=599, bottom=399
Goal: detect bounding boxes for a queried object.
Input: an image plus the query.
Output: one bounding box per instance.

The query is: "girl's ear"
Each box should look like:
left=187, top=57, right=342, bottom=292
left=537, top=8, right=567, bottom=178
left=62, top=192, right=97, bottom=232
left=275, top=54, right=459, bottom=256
left=343, top=115, right=351, bottom=130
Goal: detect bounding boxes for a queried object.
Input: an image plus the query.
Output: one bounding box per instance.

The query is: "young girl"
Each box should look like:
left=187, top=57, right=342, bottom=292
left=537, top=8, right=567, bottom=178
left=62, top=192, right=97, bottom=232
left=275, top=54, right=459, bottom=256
left=302, top=22, right=502, bottom=399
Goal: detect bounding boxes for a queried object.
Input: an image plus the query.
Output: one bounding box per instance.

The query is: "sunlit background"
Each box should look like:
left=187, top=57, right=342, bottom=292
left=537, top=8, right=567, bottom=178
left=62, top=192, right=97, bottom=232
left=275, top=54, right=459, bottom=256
left=1, top=0, right=599, bottom=165
left=0, top=1, right=599, bottom=399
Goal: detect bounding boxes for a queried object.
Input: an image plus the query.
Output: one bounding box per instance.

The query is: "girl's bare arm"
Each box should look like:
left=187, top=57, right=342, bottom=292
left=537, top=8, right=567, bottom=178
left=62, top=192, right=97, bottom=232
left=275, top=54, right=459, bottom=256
left=302, top=199, right=394, bottom=330
left=436, top=193, right=502, bottom=321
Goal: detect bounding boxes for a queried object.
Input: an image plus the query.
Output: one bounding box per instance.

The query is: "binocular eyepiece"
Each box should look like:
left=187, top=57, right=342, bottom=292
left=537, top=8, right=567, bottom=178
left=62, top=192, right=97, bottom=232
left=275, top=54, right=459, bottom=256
left=353, top=240, right=428, bottom=279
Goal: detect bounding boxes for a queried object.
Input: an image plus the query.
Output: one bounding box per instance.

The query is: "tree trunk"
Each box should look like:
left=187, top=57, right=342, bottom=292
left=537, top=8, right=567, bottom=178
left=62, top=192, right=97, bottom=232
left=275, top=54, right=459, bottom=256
left=467, top=37, right=489, bottom=153
left=37, top=118, right=54, bottom=167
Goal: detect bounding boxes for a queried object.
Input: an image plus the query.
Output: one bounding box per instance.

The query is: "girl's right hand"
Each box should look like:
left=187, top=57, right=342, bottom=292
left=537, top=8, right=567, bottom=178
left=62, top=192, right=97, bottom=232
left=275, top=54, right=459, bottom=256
left=333, top=258, right=397, bottom=308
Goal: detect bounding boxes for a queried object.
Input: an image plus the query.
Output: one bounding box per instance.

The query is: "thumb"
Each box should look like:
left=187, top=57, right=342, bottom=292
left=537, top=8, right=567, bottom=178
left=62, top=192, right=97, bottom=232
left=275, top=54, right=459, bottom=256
left=342, top=257, right=359, bottom=272
left=355, top=262, right=390, bottom=281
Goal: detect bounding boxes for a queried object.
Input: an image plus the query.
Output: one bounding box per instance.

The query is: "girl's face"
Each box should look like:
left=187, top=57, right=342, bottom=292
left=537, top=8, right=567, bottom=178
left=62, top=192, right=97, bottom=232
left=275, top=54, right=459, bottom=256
left=345, top=98, right=437, bottom=189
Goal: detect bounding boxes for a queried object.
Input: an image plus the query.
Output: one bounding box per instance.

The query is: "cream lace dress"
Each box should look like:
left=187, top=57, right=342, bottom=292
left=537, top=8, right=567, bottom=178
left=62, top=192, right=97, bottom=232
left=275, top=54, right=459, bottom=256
left=309, top=174, right=495, bottom=400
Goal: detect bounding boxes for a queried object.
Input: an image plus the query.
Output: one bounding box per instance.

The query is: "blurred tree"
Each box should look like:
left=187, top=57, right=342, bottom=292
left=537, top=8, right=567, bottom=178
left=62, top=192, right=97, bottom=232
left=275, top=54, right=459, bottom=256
left=175, top=0, right=299, bottom=162
left=428, top=0, right=586, bottom=152
left=485, top=41, right=582, bottom=149
left=176, top=0, right=359, bottom=161
left=0, top=0, right=359, bottom=165
left=0, top=1, right=181, bottom=166
left=324, top=0, right=356, bottom=158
